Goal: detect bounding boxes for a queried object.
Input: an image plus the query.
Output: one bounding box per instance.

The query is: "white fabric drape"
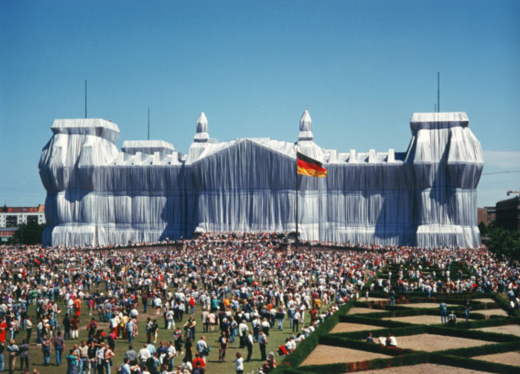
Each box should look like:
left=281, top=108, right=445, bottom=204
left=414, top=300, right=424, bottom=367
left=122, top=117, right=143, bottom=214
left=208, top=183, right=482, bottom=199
left=40, top=114, right=483, bottom=248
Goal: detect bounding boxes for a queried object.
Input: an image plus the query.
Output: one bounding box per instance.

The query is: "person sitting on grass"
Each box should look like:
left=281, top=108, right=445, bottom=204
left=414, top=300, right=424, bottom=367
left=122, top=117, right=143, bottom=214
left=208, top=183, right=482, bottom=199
left=386, top=333, right=397, bottom=347
left=448, top=311, right=457, bottom=325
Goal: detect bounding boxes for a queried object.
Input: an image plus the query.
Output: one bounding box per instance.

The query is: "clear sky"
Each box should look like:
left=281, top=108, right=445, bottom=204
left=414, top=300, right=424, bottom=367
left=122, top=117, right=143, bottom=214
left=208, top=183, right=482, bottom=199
left=1, top=0, right=519, bottom=208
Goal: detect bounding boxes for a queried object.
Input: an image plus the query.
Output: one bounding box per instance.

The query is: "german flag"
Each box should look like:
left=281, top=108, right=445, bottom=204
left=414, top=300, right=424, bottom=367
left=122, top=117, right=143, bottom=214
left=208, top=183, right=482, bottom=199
left=297, top=151, right=327, bottom=177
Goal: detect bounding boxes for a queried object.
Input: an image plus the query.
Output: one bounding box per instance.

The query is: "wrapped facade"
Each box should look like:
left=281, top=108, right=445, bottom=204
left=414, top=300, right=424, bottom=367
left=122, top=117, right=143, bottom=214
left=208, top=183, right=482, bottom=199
left=39, top=111, right=483, bottom=248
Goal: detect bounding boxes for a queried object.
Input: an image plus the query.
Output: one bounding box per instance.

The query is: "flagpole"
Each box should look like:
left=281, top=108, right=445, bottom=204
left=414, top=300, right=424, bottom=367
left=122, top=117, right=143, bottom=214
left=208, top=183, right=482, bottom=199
left=295, top=147, right=299, bottom=249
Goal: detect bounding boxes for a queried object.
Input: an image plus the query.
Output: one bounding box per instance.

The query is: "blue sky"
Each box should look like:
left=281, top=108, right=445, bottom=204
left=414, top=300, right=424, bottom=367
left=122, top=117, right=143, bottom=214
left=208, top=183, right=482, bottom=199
left=0, top=0, right=519, bottom=208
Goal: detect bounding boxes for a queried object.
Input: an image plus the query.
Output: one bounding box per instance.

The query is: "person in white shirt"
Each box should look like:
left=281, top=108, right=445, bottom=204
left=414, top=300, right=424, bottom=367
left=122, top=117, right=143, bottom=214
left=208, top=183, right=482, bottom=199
left=235, top=352, right=244, bottom=374
left=166, top=310, right=174, bottom=330
left=166, top=341, right=176, bottom=370
left=387, top=333, right=397, bottom=347
left=138, top=343, right=151, bottom=366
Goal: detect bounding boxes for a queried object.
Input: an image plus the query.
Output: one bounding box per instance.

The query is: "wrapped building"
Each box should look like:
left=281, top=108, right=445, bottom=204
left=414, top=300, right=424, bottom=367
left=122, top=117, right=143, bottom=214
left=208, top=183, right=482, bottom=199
left=39, top=111, right=483, bottom=248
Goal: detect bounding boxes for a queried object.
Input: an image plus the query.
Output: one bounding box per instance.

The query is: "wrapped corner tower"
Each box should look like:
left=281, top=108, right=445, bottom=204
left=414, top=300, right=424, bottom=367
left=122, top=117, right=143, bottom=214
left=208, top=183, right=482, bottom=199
left=39, top=111, right=483, bottom=248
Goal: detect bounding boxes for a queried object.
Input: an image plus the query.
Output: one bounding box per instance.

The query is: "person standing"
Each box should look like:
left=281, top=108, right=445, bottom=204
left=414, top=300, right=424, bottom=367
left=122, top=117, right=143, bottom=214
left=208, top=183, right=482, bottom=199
left=173, top=327, right=183, bottom=355
left=235, top=352, right=244, bottom=374
left=104, top=345, right=115, bottom=374
left=238, top=319, right=248, bottom=349
left=218, top=331, right=228, bottom=363
left=440, top=301, right=448, bottom=324
left=124, top=344, right=137, bottom=366
left=25, top=317, right=33, bottom=343
left=201, top=309, right=209, bottom=333
left=36, top=318, right=43, bottom=345
left=86, top=319, right=97, bottom=339
left=0, top=341, right=5, bottom=373
left=125, top=319, right=135, bottom=344
left=78, top=341, right=89, bottom=374
left=292, top=309, right=300, bottom=333
left=138, top=344, right=151, bottom=369
left=42, top=337, right=52, bottom=366
left=7, top=339, right=19, bottom=374
left=166, top=341, right=176, bottom=371
left=95, top=343, right=106, bottom=374
left=464, top=299, right=471, bottom=322
left=0, top=317, right=7, bottom=344
left=246, top=331, right=253, bottom=362
left=88, top=341, right=98, bottom=374
left=151, top=320, right=159, bottom=344
left=142, top=293, right=149, bottom=314
left=259, top=330, right=268, bottom=361
left=52, top=331, right=66, bottom=366
left=66, top=349, right=79, bottom=374
left=19, top=339, right=30, bottom=372
left=63, top=313, right=71, bottom=340
left=390, top=289, right=396, bottom=306
left=183, top=337, right=193, bottom=364
left=195, top=336, right=208, bottom=363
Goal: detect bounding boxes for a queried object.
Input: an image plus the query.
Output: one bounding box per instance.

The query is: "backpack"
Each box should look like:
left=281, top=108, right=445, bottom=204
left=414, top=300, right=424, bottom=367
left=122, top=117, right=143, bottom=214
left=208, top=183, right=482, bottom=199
left=193, top=369, right=201, bottom=374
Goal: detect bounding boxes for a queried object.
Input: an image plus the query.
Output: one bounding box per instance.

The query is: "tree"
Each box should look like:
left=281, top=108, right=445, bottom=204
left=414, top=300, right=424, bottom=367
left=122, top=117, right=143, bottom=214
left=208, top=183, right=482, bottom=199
left=486, top=223, right=520, bottom=260
left=478, top=221, right=488, bottom=238
left=9, top=222, right=46, bottom=245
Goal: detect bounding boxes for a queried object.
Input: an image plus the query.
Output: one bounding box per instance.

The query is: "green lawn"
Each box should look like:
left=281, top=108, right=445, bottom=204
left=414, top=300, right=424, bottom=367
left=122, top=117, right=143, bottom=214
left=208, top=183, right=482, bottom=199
left=9, top=290, right=315, bottom=374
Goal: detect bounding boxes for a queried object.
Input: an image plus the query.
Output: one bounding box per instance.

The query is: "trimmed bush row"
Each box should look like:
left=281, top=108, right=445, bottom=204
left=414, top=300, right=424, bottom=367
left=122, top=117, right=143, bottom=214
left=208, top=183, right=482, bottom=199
left=426, top=325, right=520, bottom=342
left=430, top=353, right=520, bottom=374
left=293, top=362, right=347, bottom=373
left=440, top=317, right=519, bottom=329
left=441, top=340, right=520, bottom=358
left=273, top=300, right=355, bottom=371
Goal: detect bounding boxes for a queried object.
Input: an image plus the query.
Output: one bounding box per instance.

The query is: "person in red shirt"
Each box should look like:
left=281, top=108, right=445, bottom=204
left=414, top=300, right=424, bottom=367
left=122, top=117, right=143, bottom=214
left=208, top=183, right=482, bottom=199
left=192, top=353, right=205, bottom=370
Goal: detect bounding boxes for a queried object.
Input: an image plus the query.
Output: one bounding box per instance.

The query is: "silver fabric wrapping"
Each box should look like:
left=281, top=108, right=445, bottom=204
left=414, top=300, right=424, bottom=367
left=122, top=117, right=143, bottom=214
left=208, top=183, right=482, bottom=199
left=39, top=113, right=483, bottom=248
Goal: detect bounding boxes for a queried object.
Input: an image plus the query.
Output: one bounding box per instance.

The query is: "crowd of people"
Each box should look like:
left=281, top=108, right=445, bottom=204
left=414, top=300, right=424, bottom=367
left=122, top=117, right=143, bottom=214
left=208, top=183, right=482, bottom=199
left=0, top=232, right=519, bottom=374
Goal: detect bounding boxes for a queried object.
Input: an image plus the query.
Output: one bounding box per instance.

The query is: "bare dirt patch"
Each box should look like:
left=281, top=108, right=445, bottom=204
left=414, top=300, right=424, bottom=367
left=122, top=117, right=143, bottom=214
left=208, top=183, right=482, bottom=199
left=473, top=324, right=520, bottom=337
left=364, top=297, right=389, bottom=302
left=330, top=323, right=385, bottom=334
left=473, top=351, right=520, bottom=366
left=398, top=303, right=455, bottom=309
left=473, top=298, right=496, bottom=304
left=300, top=345, right=390, bottom=366
left=397, top=333, right=494, bottom=352
left=473, top=308, right=508, bottom=317
left=353, top=363, right=496, bottom=374
left=383, top=315, right=446, bottom=325
left=348, top=307, right=387, bottom=315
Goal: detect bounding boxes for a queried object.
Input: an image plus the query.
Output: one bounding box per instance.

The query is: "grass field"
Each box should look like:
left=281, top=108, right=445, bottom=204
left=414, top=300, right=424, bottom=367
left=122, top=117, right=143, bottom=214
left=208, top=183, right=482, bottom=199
left=4, top=288, right=315, bottom=374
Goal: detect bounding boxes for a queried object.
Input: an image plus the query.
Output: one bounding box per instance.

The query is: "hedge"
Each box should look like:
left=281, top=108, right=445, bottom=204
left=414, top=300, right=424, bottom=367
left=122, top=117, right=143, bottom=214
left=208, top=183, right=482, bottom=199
left=430, top=353, right=520, bottom=374
left=440, top=340, right=520, bottom=358
left=426, top=325, right=520, bottom=343
left=273, top=300, right=355, bottom=371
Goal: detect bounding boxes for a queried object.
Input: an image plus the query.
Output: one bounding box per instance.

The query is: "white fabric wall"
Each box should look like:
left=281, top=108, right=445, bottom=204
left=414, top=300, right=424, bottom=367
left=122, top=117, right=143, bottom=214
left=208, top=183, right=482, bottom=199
left=39, top=114, right=483, bottom=248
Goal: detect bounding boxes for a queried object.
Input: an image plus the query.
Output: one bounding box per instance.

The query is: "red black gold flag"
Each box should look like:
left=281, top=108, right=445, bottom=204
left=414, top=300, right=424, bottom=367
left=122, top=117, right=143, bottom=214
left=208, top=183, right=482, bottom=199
left=297, top=151, right=327, bottom=177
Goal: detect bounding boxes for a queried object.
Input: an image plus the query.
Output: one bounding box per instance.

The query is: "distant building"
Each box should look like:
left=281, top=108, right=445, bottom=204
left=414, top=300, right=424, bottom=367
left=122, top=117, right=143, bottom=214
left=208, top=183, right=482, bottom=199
left=0, top=205, right=46, bottom=242
left=39, top=112, right=484, bottom=248
left=478, top=206, right=496, bottom=226
left=495, top=197, right=520, bottom=231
